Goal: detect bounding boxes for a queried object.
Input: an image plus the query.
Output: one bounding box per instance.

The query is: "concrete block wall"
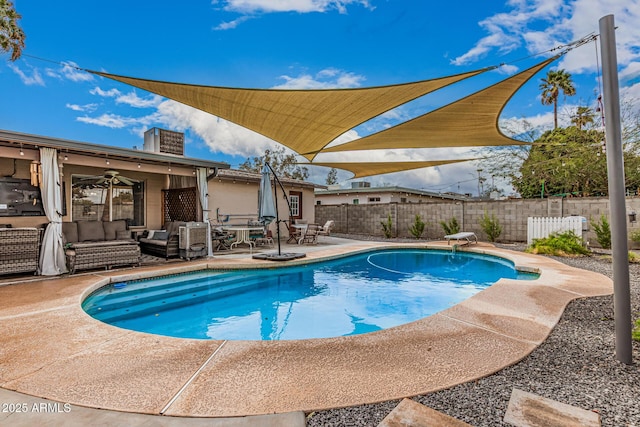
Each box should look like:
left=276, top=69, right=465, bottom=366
left=315, top=196, right=640, bottom=243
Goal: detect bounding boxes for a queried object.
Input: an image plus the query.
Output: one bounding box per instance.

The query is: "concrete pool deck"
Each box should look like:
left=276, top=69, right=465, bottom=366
left=0, top=238, right=612, bottom=420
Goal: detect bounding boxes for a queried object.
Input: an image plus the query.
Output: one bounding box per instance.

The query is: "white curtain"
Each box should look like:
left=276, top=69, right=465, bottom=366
left=38, top=147, right=68, bottom=275
left=196, top=167, right=213, bottom=257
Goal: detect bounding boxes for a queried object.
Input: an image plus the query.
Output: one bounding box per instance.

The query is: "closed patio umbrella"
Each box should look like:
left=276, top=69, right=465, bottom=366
left=258, top=164, right=276, bottom=226
left=252, top=162, right=305, bottom=261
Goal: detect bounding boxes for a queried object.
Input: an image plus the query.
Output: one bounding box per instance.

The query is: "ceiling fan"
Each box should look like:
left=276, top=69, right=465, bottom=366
left=75, top=170, right=139, bottom=188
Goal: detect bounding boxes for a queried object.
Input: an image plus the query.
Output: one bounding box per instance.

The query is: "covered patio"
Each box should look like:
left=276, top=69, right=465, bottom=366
left=0, top=129, right=229, bottom=276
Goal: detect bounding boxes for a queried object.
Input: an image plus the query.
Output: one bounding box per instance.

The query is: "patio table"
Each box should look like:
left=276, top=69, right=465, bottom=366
left=223, top=226, right=265, bottom=250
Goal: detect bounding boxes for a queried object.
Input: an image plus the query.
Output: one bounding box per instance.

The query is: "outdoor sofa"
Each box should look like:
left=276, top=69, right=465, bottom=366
left=0, top=226, right=42, bottom=276
left=138, top=221, right=185, bottom=259
left=62, top=220, right=140, bottom=273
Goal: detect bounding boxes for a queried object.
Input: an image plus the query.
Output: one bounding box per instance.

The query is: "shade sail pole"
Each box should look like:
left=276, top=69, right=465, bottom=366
left=600, top=14, right=632, bottom=365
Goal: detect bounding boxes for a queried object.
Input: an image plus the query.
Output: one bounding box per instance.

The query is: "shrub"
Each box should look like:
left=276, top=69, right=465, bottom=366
left=526, top=230, right=590, bottom=256
left=409, top=214, right=426, bottom=239
left=381, top=213, right=393, bottom=238
left=630, top=230, right=640, bottom=245
left=439, top=217, right=460, bottom=236
left=633, top=318, right=640, bottom=342
left=479, top=211, right=502, bottom=242
left=591, top=214, right=611, bottom=249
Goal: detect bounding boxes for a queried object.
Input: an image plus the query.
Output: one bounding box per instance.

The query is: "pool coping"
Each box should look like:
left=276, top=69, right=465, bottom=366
left=0, top=240, right=613, bottom=418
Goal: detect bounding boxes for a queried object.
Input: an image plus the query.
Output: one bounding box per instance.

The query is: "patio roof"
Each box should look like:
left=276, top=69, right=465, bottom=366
left=87, top=68, right=493, bottom=161
left=0, top=129, right=230, bottom=173
left=319, top=56, right=558, bottom=155
left=305, top=159, right=473, bottom=179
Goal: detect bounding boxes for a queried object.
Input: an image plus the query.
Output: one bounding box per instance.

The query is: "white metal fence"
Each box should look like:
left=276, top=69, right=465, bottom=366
left=527, top=216, right=586, bottom=245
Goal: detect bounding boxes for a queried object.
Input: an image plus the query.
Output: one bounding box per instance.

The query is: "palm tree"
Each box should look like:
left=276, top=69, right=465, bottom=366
left=571, top=106, right=595, bottom=130
left=0, top=0, right=25, bottom=61
left=539, top=69, right=576, bottom=129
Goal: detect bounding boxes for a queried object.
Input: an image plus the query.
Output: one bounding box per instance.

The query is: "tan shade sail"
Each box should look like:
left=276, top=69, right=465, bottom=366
left=305, top=159, right=473, bottom=179
left=320, top=56, right=559, bottom=155
left=88, top=68, right=492, bottom=160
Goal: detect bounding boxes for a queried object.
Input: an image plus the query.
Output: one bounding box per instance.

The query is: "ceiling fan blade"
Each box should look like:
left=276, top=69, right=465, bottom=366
left=118, top=176, right=138, bottom=186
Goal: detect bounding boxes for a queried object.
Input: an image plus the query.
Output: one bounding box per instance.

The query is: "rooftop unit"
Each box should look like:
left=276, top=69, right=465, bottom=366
left=351, top=181, right=371, bottom=189
left=143, top=128, right=184, bottom=156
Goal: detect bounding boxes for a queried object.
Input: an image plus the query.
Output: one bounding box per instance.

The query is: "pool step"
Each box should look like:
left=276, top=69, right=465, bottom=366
left=85, top=271, right=249, bottom=309
left=85, top=273, right=265, bottom=322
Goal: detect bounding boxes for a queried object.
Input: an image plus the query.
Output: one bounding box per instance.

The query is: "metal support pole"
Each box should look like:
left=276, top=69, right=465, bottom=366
left=600, top=14, right=633, bottom=364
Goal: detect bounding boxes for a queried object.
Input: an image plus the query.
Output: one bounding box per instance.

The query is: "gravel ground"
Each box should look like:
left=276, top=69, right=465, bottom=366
left=306, top=237, right=640, bottom=427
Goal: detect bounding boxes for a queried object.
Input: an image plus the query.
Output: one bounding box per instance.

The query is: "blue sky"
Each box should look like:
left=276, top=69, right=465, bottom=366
left=2, top=0, right=639, bottom=195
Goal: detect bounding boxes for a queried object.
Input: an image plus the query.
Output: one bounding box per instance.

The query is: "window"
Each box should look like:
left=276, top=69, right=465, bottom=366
left=289, top=191, right=302, bottom=219
left=368, top=197, right=381, bottom=202
left=72, top=174, right=145, bottom=226
left=353, top=199, right=359, bottom=205
left=316, top=200, right=321, bottom=205
left=400, top=197, right=407, bottom=203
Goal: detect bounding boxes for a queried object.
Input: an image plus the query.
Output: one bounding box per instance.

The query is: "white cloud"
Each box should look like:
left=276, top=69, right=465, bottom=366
left=66, top=103, right=98, bottom=112
left=77, top=112, right=158, bottom=129
left=156, top=100, right=278, bottom=157
left=212, top=0, right=372, bottom=29
left=89, top=87, right=160, bottom=108
left=213, top=15, right=252, bottom=30
left=216, top=0, right=371, bottom=14
left=90, top=86, right=122, bottom=98
left=42, top=61, right=95, bottom=82
left=453, top=0, right=640, bottom=77
left=115, top=92, right=163, bottom=108
left=7, top=63, right=45, bottom=86
left=60, top=61, right=94, bottom=82
left=273, top=68, right=366, bottom=89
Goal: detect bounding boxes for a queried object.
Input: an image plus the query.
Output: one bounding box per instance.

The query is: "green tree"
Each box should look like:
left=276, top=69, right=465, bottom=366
left=0, top=0, right=25, bottom=61
left=513, top=127, right=611, bottom=198
left=571, top=106, right=595, bottom=130
left=240, top=147, right=309, bottom=181
left=539, top=69, right=576, bottom=129
left=325, top=167, right=338, bottom=185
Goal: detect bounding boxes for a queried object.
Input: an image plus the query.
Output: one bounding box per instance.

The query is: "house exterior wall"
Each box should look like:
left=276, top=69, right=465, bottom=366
left=316, top=191, right=434, bottom=205
left=209, top=177, right=316, bottom=235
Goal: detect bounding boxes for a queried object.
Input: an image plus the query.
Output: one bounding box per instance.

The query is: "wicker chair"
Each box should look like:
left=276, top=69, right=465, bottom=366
left=0, top=227, right=42, bottom=275
left=138, top=221, right=185, bottom=259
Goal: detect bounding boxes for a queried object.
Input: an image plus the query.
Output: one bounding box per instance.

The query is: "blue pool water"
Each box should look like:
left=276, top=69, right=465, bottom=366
left=82, top=249, right=537, bottom=340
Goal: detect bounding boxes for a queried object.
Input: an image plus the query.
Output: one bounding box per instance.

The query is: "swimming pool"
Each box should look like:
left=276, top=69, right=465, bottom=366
left=82, top=249, right=537, bottom=340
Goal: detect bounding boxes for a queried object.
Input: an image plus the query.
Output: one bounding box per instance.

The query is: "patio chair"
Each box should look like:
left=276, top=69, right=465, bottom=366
left=253, top=228, right=274, bottom=246
left=444, top=232, right=477, bottom=246
left=211, top=227, right=234, bottom=251
left=287, top=218, right=305, bottom=243
left=316, top=220, right=335, bottom=237
left=299, top=223, right=320, bottom=245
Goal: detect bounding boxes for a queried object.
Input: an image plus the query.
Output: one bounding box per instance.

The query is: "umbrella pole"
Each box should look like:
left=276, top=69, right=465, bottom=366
left=273, top=170, right=282, bottom=256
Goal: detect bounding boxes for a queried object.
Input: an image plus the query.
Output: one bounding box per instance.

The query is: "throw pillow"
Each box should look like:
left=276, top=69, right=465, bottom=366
left=116, top=230, right=131, bottom=240
left=152, top=231, right=169, bottom=240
